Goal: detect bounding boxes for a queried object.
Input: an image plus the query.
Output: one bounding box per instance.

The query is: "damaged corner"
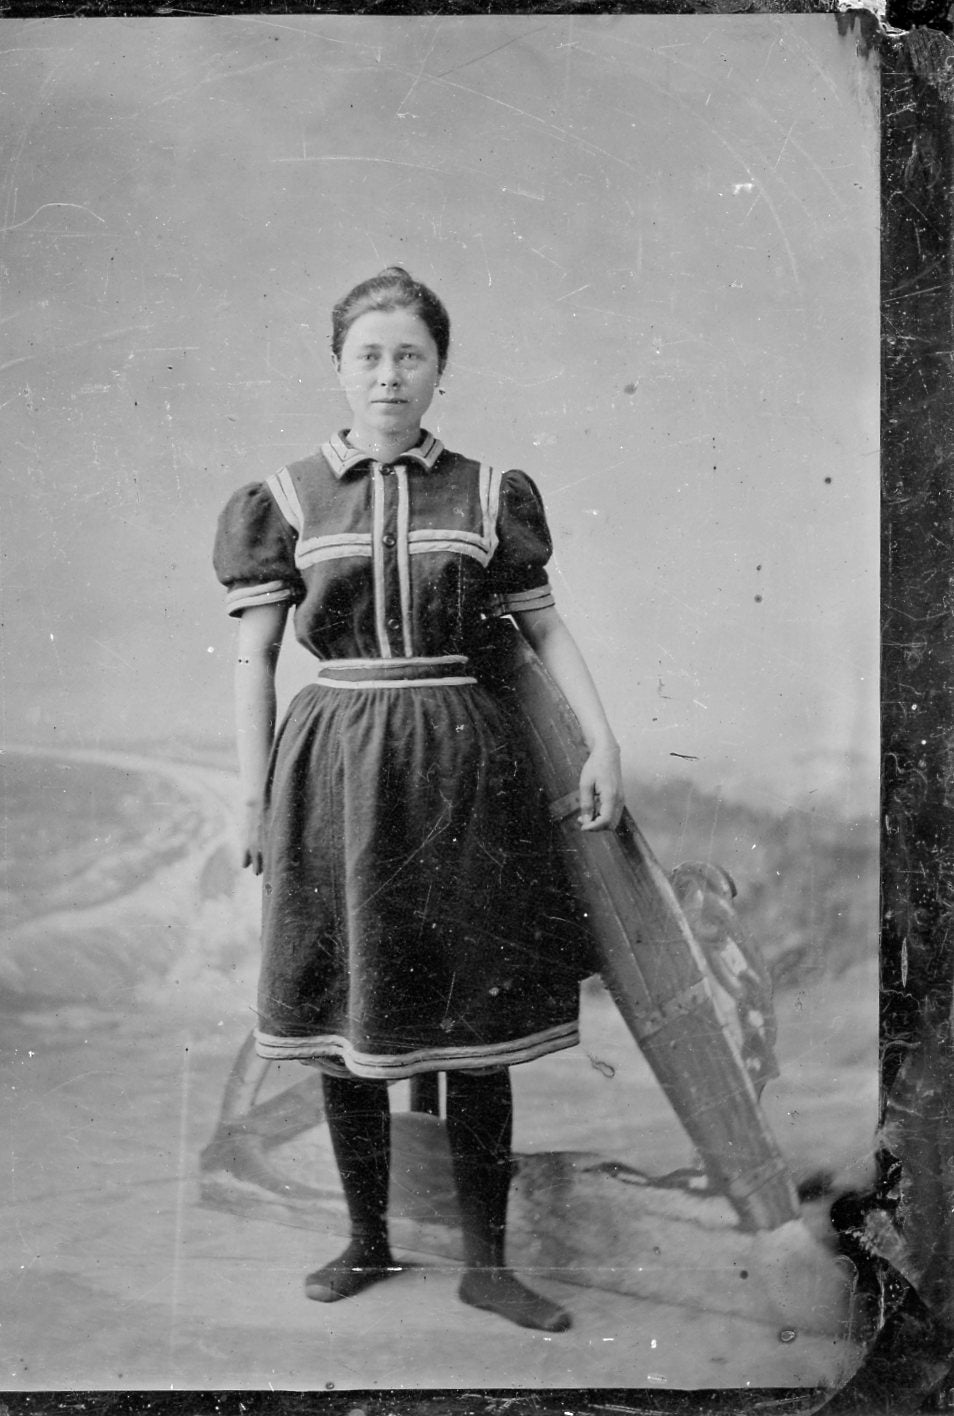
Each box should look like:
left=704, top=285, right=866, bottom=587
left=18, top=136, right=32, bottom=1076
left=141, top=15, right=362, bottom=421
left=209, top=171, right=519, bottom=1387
left=823, top=8, right=954, bottom=1412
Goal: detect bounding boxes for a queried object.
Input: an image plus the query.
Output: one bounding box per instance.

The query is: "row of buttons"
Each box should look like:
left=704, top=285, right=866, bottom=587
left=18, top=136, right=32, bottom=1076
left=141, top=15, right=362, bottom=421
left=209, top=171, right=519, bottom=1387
left=379, top=464, right=402, bottom=638
left=381, top=469, right=396, bottom=546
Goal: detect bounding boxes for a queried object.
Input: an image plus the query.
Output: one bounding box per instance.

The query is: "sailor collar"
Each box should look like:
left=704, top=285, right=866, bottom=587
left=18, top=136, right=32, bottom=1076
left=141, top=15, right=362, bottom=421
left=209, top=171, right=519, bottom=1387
left=321, top=430, right=445, bottom=480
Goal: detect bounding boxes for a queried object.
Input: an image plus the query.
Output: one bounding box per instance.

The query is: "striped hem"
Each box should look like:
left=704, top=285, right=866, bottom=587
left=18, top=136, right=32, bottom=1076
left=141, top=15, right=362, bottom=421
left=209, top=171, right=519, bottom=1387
left=253, top=1020, right=579, bottom=1076
left=495, top=584, right=556, bottom=615
left=321, top=430, right=445, bottom=479
left=314, top=675, right=477, bottom=690
left=408, top=538, right=490, bottom=566
left=225, top=581, right=298, bottom=616
left=316, top=655, right=468, bottom=668
left=481, top=464, right=502, bottom=560
left=266, top=468, right=305, bottom=532
left=313, top=655, right=477, bottom=689
left=396, top=465, right=413, bottom=656
left=371, top=466, right=391, bottom=657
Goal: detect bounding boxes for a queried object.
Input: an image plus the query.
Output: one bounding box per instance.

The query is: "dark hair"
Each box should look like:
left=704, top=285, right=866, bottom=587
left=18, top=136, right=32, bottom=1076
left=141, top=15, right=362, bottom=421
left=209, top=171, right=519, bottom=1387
left=331, top=267, right=450, bottom=371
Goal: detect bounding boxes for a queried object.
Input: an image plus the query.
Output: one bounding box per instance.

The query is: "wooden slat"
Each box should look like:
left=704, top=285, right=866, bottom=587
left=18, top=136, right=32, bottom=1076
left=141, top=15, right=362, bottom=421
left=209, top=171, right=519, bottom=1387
left=479, top=621, right=799, bottom=1232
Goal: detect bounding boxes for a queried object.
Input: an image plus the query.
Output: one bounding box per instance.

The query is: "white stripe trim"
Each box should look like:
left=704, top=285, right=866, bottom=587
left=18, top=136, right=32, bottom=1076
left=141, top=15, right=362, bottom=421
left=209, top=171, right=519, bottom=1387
left=408, top=528, right=488, bottom=549
left=320, top=436, right=347, bottom=477
left=225, top=581, right=296, bottom=615
left=396, top=464, right=413, bottom=656
left=321, top=431, right=446, bottom=479
left=296, top=531, right=373, bottom=568
left=482, top=464, right=503, bottom=562
left=297, top=543, right=373, bottom=568
left=266, top=467, right=304, bottom=533
left=314, top=676, right=477, bottom=690
left=499, top=585, right=555, bottom=613
left=416, top=430, right=442, bottom=467
left=299, top=532, right=372, bottom=551
left=371, top=464, right=391, bottom=658
left=408, top=539, right=490, bottom=567
left=316, top=656, right=468, bottom=668
left=253, top=1020, right=579, bottom=1074
left=225, top=578, right=288, bottom=601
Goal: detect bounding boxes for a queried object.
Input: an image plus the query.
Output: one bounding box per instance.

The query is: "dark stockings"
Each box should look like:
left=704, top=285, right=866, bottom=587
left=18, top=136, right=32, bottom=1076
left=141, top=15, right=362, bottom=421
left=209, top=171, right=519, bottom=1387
left=445, top=1069, right=572, bottom=1332
left=308, top=1067, right=571, bottom=1330
left=305, top=1072, right=397, bottom=1301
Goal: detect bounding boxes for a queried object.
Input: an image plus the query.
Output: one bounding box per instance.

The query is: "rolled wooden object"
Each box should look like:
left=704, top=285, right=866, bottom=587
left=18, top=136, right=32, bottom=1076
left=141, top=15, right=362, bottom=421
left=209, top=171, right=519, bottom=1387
left=481, top=620, right=799, bottom=1232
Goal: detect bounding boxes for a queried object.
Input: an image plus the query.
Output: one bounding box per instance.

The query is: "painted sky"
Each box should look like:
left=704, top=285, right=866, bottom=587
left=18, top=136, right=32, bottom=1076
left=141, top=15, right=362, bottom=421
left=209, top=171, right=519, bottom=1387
left=2, top=15, right=879, bottom=814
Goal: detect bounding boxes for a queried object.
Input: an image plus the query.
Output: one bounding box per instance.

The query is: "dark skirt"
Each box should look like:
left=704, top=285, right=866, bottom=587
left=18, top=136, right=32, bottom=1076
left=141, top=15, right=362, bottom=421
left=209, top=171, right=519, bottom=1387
left=254, top=670, right=592, bottom=1078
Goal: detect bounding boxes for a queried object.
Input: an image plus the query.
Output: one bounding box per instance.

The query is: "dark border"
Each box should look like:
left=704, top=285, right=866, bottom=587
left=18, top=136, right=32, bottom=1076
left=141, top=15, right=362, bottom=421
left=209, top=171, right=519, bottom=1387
left=2, top=4, right=952, bottom=1414
left=0, top=1, right=864, bottom=18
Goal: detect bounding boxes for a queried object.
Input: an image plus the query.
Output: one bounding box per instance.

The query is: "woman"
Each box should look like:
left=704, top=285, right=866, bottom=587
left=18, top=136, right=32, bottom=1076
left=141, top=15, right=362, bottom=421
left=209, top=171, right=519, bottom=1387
left=214, top=268, right=623, bottom=1333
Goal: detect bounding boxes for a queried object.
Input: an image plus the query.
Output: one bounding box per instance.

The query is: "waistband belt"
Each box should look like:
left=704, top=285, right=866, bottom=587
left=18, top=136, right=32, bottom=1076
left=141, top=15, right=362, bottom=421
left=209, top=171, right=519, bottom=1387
left=314, top=656, right=477, bottom=689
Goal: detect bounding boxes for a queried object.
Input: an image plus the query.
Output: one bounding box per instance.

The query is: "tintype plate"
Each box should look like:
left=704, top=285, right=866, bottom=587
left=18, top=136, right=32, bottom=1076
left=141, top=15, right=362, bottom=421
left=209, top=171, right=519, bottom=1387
left=0, top=3, right=948, bottom=1414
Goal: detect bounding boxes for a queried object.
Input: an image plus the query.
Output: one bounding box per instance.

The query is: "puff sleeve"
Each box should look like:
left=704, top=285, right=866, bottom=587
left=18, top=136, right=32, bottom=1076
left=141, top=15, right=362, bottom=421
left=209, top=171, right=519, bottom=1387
left=487, top=470, right=556, bottom=616
left=213, top=481, right=304, bottom=617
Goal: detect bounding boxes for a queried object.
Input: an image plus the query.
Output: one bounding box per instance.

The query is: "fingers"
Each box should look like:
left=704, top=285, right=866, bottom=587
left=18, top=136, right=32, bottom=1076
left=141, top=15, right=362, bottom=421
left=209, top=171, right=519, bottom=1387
left=578, top=755, right=624, bottom=832
left=240, top=843, right=264, bottom=875
left=581, top=795, right=621, bottom=831
left=577, top=776, right=596, bottom=828
left=242, top=800, right=264, bottom=874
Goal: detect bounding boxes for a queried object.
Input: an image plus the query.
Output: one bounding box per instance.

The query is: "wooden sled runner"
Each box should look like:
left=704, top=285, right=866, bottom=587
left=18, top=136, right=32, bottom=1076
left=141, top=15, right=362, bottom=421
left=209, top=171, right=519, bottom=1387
left=476, top=618, right=800, bottom=1234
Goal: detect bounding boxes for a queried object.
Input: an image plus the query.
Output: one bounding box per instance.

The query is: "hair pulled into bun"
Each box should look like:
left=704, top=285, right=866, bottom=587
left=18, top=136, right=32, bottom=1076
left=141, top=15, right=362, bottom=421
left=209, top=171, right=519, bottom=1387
left=331, top=268, right=450, bottom=370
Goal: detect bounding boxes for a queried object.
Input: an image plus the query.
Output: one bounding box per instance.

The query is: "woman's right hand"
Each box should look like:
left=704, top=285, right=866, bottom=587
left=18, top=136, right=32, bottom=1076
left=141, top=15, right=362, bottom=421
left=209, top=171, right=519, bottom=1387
left=233, top=602, right=286, bottom=878
left=241, top=799, right=265, bottom=875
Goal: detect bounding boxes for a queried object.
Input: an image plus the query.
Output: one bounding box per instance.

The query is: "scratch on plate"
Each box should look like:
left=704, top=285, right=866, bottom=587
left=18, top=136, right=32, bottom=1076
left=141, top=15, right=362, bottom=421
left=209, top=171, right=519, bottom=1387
left=0, top=201, right=106, bottom=234
left=476, top=232, right=492, bottom=288
left=1, top=325, right=152, bottom=374
left=92, top=639, right=135, bottom=668
left=396, top=18, right=445, bottom=116
left=235, top=16, right=382, bottom=61
left=502, top=186, right=544, bottom=202
left=529, top=247, right=567, bottom=275
left=271, top=155, right=444, bottom=175
left=433, top=24, right=551, bottom=81
left=773, top=120, right=797, bottom=171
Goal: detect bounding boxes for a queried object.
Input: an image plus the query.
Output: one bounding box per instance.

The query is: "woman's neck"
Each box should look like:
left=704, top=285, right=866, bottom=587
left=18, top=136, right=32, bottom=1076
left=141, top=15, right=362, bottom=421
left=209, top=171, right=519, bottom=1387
left=346, top=424, right=423, bottom=463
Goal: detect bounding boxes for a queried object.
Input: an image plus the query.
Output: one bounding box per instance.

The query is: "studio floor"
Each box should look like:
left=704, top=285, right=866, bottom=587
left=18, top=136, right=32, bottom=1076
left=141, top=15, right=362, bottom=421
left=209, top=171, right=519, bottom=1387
left=0, top=749, right=878, bottom=1394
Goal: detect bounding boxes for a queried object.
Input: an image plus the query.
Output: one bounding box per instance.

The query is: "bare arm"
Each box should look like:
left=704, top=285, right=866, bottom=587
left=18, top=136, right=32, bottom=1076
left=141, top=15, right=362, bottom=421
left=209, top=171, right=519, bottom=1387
left=234, top=602, right=289, bottom=873
left=514, top=605, right=623, bottom=831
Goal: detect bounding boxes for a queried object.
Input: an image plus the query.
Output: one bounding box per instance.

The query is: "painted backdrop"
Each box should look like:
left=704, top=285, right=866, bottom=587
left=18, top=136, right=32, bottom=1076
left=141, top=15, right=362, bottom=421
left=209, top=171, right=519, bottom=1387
left=3, top=15, right=878, bottom=812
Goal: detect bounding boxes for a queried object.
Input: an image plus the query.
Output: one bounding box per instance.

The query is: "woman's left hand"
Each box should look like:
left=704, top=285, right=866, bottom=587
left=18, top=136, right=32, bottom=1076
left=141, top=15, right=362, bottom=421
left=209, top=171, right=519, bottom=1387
left=578, top=743, right=624, bottom=831
left=512, top=606, right=625, bottom=831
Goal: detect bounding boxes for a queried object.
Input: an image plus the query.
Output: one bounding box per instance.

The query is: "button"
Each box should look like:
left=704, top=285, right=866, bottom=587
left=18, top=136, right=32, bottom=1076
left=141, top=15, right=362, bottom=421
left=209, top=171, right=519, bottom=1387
left=382, top=533, right=396, bottom=548
left=380, top=465, right=393, bottom=476
left=386, top=618, right=400, bottom=631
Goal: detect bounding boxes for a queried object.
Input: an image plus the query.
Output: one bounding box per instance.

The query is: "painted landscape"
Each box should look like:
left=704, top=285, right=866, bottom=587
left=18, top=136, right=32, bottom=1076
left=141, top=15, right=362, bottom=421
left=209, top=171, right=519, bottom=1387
left=0, top=744, right=878, bottom=1391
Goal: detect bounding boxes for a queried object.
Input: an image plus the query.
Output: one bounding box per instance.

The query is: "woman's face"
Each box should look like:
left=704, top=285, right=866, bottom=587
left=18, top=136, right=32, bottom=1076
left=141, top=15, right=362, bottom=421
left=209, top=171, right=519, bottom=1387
left=336, top=306, right=442, bottom=450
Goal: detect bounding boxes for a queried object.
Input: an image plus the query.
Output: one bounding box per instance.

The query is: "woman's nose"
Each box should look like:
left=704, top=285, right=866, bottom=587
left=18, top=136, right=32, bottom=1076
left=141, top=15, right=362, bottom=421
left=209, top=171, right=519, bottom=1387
left=378, top=362, right=400, bottom=386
